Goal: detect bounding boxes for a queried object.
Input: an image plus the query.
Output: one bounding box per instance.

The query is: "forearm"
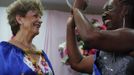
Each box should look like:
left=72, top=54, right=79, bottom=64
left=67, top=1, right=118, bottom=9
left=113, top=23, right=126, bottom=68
left=67, top=23, right=93, bottom=73
left=98, top=28, right=134, bottom=52
left=66, top=17, right=83, bottom=64
left=73, top=8, right=96, bottom=41
left=82, top=28, right=134, bottom=53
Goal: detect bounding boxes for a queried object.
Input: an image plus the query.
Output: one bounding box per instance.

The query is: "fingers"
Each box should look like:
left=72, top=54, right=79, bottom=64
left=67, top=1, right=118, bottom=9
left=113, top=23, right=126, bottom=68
left=73, top=8, right=89, bottom=27
left=73, top=0, right=88, bottom=10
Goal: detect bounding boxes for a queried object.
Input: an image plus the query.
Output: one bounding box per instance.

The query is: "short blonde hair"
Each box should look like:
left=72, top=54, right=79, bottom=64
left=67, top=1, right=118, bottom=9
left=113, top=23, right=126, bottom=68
left=7, top=0, right=44, bottom=36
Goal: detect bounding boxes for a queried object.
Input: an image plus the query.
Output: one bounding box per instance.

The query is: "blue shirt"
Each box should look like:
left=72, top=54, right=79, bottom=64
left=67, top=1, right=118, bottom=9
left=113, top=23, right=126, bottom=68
left=0, top=41, right=54, bottom=75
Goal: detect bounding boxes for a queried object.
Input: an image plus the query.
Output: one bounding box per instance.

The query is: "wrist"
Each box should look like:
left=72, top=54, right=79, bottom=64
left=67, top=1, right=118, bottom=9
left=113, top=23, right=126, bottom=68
left=67, top=16, right=75, bottom=28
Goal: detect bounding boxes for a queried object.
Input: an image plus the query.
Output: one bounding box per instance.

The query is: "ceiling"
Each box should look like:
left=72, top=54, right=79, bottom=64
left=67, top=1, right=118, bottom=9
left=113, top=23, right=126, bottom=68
left=0, top=0, right=107, bottom=14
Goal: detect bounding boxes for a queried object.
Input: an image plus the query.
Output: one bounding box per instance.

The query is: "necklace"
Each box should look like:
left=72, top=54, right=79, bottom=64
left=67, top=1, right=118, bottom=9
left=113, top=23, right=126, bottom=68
left=23, top=49, right=43, bottom=65
left=25, top=54, right=43, bottom=75
left=24, top=49, right=45, bottom=74
left=24, top=48, right=42, bottom=55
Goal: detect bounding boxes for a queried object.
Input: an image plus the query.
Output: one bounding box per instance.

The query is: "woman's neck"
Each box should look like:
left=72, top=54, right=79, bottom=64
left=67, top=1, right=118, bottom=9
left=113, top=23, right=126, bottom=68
left=10, top=30, right=36, bottom=50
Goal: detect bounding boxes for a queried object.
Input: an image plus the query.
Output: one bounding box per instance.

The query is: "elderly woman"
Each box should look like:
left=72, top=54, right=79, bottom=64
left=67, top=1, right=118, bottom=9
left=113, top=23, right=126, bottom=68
left=0, top=0, right=54, bottom=75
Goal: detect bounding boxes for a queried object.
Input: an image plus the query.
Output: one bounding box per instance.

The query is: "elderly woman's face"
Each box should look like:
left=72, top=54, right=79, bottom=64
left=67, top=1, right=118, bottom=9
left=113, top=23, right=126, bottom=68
left=102, top=0, right=126, bottom=30
left=19, top=10, right=42, bottom=35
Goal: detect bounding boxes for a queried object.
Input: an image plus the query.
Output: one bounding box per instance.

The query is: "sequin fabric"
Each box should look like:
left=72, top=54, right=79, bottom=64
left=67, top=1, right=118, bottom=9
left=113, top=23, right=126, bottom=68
left=96, top=51, right=134, bottom=75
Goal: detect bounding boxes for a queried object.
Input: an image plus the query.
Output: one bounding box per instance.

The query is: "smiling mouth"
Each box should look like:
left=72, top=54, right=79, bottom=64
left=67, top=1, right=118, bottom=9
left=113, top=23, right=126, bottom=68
left=104, top=19, right=112, bottom=25
left=102, top=13, right=112, bottom=23
left=34, top=23, right=41, bottom=29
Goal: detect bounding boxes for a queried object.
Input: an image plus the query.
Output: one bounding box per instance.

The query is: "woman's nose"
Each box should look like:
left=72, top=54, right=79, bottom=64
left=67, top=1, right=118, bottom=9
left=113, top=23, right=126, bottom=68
left=37, top=16, right=42, bottom=24
left=39, top=20, right=42, bottom=24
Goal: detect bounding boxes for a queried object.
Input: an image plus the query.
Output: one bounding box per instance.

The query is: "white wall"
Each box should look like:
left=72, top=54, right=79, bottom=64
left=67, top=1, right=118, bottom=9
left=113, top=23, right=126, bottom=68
left=0, top=7, right=12, bottom=42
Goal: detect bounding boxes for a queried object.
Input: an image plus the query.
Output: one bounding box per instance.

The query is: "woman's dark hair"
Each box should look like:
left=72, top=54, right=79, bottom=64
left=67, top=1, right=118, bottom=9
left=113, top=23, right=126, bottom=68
left=121, top=0, right=134, bottom=5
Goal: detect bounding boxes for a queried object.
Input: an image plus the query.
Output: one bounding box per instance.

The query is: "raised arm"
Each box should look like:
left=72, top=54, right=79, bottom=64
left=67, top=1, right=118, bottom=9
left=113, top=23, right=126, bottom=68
left=66, top=16, right=94, bottom=73
left=73, top=8, right=134, bottom=52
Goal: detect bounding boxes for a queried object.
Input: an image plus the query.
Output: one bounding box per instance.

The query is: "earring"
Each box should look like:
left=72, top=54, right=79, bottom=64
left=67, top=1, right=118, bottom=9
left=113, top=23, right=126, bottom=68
left=123, top=17, right=125, bottom=28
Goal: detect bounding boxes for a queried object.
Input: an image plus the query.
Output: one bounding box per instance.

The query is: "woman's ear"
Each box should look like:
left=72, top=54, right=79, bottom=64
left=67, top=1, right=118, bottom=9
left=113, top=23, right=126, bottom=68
left=16, top=15, right=23, bottom=25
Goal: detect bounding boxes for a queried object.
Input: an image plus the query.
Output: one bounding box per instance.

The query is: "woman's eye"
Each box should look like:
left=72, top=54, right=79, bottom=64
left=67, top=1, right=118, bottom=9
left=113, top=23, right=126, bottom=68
left=106, top=5, right=114, bottom=11
left=34, top=15, right=38, bottom=18
left=108, top=6, right=113, bottom=10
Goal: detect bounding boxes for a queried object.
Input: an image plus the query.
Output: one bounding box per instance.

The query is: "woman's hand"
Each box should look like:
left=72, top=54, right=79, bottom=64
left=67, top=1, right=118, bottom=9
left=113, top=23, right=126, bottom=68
left=73, top=0, right=88, bottom=10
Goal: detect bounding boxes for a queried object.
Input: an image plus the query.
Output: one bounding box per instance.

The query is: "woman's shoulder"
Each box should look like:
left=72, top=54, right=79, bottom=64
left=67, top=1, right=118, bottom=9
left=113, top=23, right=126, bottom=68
left=0, top=41, right=11, bottom=48
left=0, top=41, right=21, bottom=52
left=0, top=41, right=13, bottom=55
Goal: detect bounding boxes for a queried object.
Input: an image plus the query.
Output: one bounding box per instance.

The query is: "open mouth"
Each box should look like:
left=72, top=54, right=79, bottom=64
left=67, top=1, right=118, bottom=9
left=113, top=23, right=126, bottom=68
left=102, top=13, right=112, bottom=24
left=102, top=13, right=114, bottom=30
left=104, top=19, right=112, bottom=25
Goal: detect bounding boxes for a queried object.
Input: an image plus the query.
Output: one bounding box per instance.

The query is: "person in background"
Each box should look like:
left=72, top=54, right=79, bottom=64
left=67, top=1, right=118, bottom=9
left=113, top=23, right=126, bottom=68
left=0, top=0, right=54, bottom=75
left=66, top=0, right=134, bottom=75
